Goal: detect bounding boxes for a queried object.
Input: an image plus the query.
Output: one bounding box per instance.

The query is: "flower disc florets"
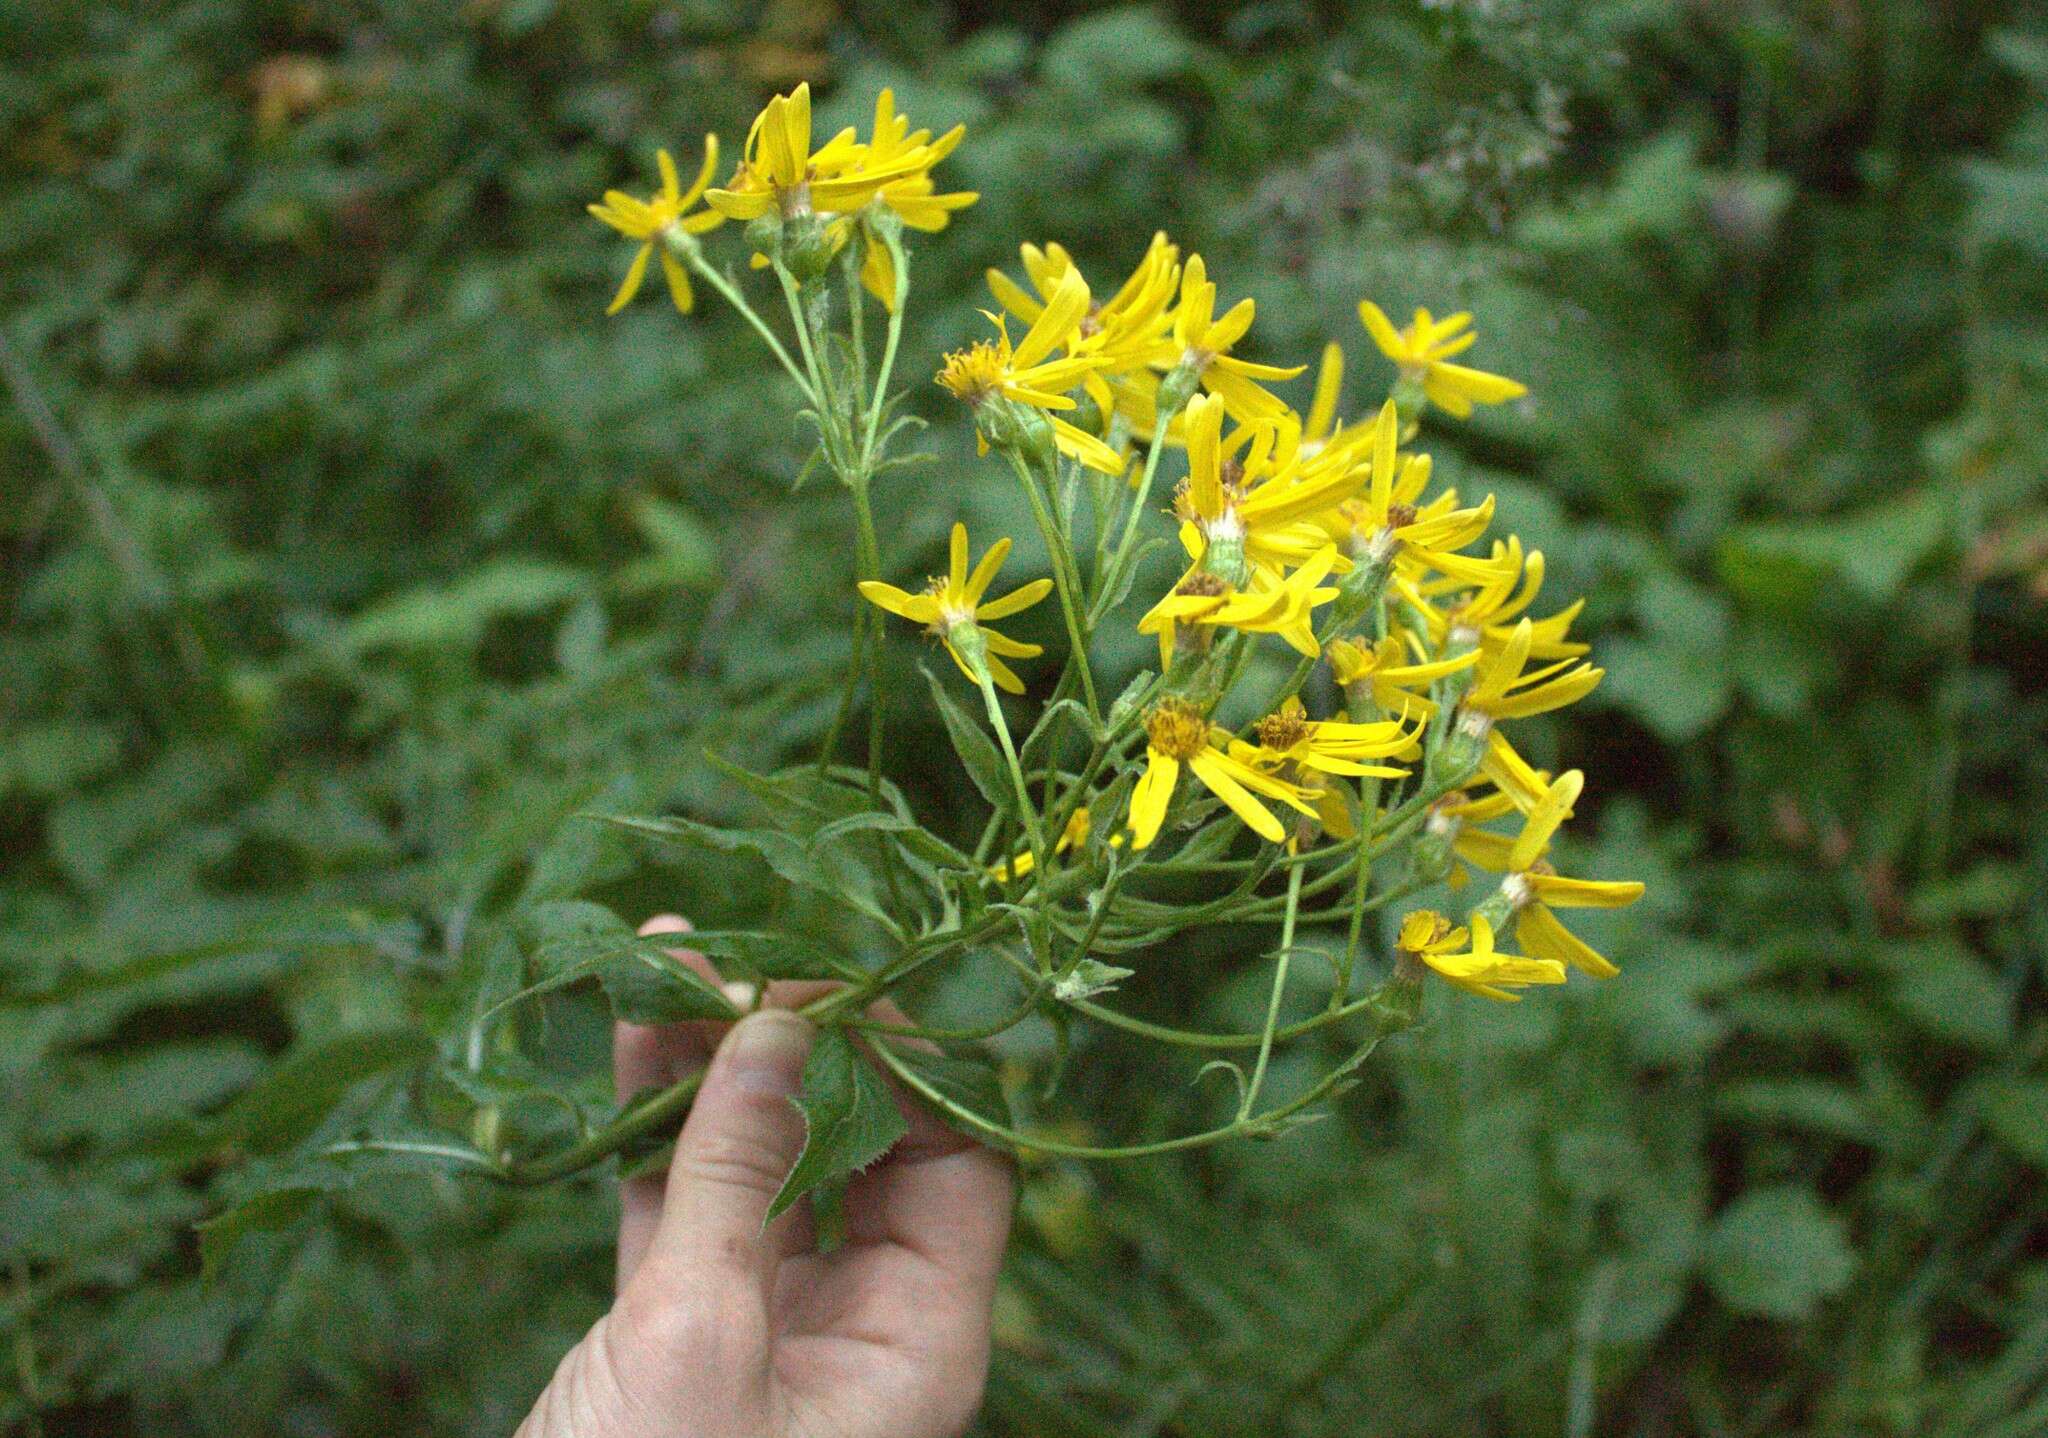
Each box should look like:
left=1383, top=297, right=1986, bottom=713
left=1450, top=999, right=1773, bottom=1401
left=1255, top=706, right=1311, bottom=753
left=937, top=341, right=1006, bottom=405
left=1143, top=698, right=1211, bottom=762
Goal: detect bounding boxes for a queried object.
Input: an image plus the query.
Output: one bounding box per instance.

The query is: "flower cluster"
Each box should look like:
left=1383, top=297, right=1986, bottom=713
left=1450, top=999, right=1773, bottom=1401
left=585, top=81, right=1645, bottom=1178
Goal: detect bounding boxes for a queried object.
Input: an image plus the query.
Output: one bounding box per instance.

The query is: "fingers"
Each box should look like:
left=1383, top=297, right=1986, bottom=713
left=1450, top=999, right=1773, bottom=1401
left=841, top=1001, right=1014, bottom=1294
left=840, top=1118, right=1014, bottom=1292
left=615, top=916, right=719, bottom=1289
left=646, top=1009, right=818, bottom=1289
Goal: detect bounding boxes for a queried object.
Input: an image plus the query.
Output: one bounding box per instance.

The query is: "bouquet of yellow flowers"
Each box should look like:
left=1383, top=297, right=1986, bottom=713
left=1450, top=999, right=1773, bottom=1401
left=521, top=81, right=1646, bottom=1202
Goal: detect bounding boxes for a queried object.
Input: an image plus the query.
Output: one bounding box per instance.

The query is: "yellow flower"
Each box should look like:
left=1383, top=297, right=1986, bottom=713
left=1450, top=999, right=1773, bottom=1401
left=1397, top=911, right=1566, bottom=1002
left=705, top=82, right=933, bottom=222
left=852, top=90, right=978, bottom=308
left=1461, top=770, right=1646, bottom=978
left=992, top=806, right=1120, bottom=881
left=1322, top=400, right=1496, bottom=568
left=858, top=523, right=1053, bottom=694
left=1400, top=535, right=1587, bottom=661
left=1127, top=698, right=1315, bottom=850
left=1461, top=617, right=1604, bottom=724
left=1137, top=545, right=1342, bottom=670
left=1240, top=695, right=1414, bottom=779
left=1168, top=255, right=1305, bottom=424
left=1358, top=301, right=1528, bottom=418
left=1227, top=696, right=1417, bottom=847
left=1327, top=633, right=1478, bottom=720
left=587, top=138, right=726, bottom=315
left=1170, top=393, right=1365, bottom=583
left=986, top=234, right=1183, bottom=436
left=934, top=267, right=1125, bottom=475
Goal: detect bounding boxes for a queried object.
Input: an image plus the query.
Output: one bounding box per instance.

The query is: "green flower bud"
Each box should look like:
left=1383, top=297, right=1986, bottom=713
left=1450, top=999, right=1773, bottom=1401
left=1408, top=824, right=1456, bottom=885
left=1429, top=721, right=1487, bottom=789
left=1156, top=359, right=1203, bottom=416
left=744, top=213, right=783, bottom=259
left=782, top=214, right=839, bottom=283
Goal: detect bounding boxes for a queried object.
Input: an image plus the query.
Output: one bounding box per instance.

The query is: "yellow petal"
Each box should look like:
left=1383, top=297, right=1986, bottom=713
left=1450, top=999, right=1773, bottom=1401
left=605, top=243, right=652, bottom=315
left=1516, top=903, right=1620, bottom=979
left=976, top=577, right=1053, bottom=621
left=659, top=246, right=693, bottom=315
left=857, top=580, right=939, bottom=625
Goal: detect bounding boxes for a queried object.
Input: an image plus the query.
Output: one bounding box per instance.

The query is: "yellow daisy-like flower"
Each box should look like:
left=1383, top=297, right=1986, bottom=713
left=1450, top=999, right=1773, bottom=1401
left=1358, top=301, right=1529, bottom=418
left=1327, top=633, right=1479, bottom=721
left=1397, top=910, right=1567, bottom=1002
left=985, top=234, right=1183, bottom=436
left=1137, top=545, right=1342, bottom=671
left=1240, top=695, right=1414, bottom=779
left=1322, top=399, right=1496, bottom=568
left=1462, top=770, right=1646, bottom=978
left=1127, top=698, right=1315, bottom=850
left=1400, top=535, right=1587, bottom=660
left=1168, top=255, right=1305, bottom=424
left=587, top=138, right=726, bottom=315
left=991, top=806, right=1120, bottom=881
left=934, top=267, right=1124, bottom=475
left=852, top=89, right=978, bottom=309
left=857, top=523, right=1053, bottom=694
left=705, top=82, right=933, bottom=222
left=1461, top=617, right=1605, bottom=725
left=1170, top=393, right=1365, bottom=583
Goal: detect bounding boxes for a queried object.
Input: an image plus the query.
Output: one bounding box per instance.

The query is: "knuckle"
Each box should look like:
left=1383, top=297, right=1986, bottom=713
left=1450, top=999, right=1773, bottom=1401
left=676, top=1120, right=798, bottom=1196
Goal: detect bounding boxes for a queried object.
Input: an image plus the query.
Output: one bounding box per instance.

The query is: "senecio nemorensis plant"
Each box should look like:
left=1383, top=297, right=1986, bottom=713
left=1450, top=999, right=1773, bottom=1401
left=450, top=84, right=1646, bottom=1212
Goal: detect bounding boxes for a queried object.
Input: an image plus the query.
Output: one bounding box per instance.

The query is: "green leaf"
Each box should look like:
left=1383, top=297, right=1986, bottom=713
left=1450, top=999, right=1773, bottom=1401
left=923, top=666, right=1011, bottom=812
left=880, top=1039, right=1014, bottom=1143
left=1704, top=1185, right=1857, bottom=1320
left=767, top=1031, right=908, bottom=1222
left=1978, top=1079, right=2048, bottom=1169
left=599, top=813, right=899, bottom=933
left=527, top=900, right=739, bottom=1024
left=340, top=556, right=586, bottom=653
left=615, top=494, right=719, bottom=594
left=205, top=1027, right=432, bottom=1155
left=1720, top=489, right=1951, bottom=604
left=195, top=1184, right=330, bottom=1280
left=1887, top=938, right=2012, bottom=1052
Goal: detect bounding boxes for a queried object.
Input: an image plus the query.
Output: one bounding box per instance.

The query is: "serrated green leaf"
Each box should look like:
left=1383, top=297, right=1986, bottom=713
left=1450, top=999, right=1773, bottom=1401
left=767, top=1031, right=908, bottom=1222
left=526, top=900, right=739, bottom=1024
left=877, top=1039, right=1014, bottom=1144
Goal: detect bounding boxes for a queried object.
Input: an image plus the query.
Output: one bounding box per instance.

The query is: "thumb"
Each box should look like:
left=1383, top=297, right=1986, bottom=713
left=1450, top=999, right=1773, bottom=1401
left=652, top=1009, right=815, bottom=1279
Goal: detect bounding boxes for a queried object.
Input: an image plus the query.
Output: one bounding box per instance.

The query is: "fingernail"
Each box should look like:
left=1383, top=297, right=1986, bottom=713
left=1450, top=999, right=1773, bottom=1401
left=722, top=980, right=758, bottom=1010
left=721, top=1011, right=812, bottom=1096
left=639, top=913, right=693, bottom=937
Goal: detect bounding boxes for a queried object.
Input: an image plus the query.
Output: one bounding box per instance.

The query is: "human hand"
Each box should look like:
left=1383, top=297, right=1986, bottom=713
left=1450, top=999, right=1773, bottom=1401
left=517, top=916, right=1015, bottom=1438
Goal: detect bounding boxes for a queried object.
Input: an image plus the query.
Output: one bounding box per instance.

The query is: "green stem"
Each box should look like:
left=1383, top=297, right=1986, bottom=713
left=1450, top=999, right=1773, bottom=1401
left=679, top=246, right=815, bottom=404
left=503, top=1069, right=706, bottom=1185
left=977, top=666, right=1047, bottom=859
left=1240, top=863, right=1304, bottom=1120
left=857, top=230, right=910, bottom=476
left=1006, top=450, right=1100, bottom=719
left=1090, top=418, right=1175, bottom=624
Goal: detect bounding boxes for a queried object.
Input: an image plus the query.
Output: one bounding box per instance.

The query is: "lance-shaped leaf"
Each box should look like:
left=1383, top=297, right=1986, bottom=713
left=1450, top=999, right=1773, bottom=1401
left=922, top=666, right=1012, bottom=813
left=766, top=1030, right=908, bottom=1222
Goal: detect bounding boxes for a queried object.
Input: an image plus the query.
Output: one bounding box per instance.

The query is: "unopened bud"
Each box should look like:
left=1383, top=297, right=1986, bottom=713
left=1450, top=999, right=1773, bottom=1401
left=782, top=213, right=840, bottom=283
left=1156, top=360, right=1203, bottom=416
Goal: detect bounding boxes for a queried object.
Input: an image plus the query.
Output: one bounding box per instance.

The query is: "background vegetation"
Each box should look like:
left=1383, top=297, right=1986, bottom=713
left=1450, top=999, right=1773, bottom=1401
left=4, top=1, right=2046, bottom=1433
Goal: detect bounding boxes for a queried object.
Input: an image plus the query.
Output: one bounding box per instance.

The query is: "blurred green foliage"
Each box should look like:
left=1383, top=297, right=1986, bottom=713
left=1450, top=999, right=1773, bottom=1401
left=4, top=1, right=2046, bottom=1434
